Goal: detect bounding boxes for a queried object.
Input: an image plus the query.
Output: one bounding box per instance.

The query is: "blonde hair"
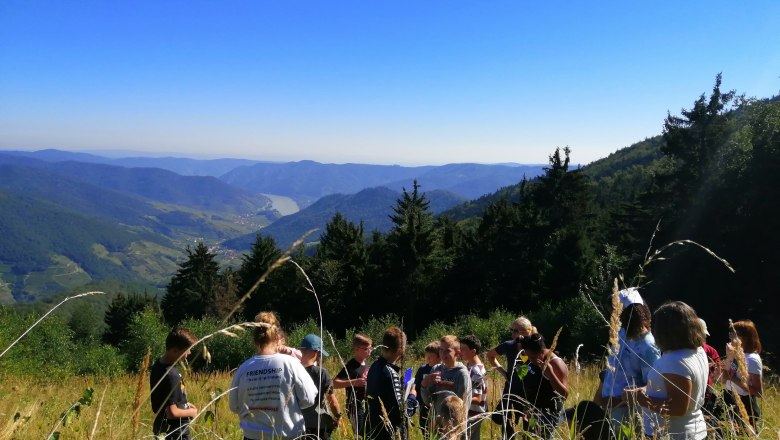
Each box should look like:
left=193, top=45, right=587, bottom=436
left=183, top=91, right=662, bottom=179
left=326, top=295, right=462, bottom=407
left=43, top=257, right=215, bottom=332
left=513, top=316, right=537, bottom=333
left=253, top=311, right=280, bottom=347
left=440, top=334, right=460, bottom=350
left=436, top=395, right=466, bottom=439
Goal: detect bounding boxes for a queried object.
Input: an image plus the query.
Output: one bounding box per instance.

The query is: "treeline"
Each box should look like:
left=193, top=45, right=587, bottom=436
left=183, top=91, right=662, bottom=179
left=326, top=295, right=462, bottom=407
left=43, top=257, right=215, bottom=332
left=108, top=76, right=780, bottom=362
left=3, top=75, right=778, bottom=372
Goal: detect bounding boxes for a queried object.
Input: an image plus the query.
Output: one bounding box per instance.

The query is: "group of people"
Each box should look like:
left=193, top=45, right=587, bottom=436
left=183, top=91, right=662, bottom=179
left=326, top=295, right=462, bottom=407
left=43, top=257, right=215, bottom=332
left=147, top=297, right=764, bottom=440
left=591, top=290, right=764, bottom=440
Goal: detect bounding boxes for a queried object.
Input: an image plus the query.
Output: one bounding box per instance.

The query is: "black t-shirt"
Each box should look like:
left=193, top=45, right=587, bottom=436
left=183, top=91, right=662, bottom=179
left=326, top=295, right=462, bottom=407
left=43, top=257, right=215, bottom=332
left=413, top=363, right=432, bottom=401
left=303, top=364, right=334, bottom=428
left=149, top=359, right=190, bottom=435
left=336, top=358, right=368, bottom=407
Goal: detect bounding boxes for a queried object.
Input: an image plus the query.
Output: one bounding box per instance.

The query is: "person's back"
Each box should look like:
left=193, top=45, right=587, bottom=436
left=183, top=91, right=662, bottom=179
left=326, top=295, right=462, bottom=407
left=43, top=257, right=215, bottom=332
left=150, top=328, right=199, bottom=440
left=229, top=312, right=318, bottom=440
left=366, top=327, right=408, bottom=440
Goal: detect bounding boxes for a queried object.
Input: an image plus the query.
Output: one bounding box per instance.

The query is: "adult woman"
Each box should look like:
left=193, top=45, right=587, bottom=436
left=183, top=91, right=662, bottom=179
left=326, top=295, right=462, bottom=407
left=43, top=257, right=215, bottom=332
left=515, top=333, right=569, bottom=439
left=601, top=302, right=660, bottom=437
left=722, top=320, right=763, bottom=429
left=486, top=316, right=535, bottom=437
left=229, top=312, right=318, bottom=440
left=624, top=301, right=708, bottom=440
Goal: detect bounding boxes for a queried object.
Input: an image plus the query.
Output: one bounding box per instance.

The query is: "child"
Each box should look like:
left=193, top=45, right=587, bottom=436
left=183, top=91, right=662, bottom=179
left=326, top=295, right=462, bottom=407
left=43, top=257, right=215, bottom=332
left=229, top=311, right=318, bottom=439
left=413, top=340, right=441, bottom=436
left=421, top=335, right=471, bottom=439
left=460, top=335, right=487, bottom=440
left=366, top=327, right=409, bottom=440
left=300, top=334, right=342, bottom=439
left=334, top=334, right=373, bottom=438
left=150, top=327, right=199, bottom=440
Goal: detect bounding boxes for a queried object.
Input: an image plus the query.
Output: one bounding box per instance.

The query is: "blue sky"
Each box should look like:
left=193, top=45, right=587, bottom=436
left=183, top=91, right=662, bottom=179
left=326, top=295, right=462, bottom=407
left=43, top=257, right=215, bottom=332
left=1, top=1, right=779, bottom=165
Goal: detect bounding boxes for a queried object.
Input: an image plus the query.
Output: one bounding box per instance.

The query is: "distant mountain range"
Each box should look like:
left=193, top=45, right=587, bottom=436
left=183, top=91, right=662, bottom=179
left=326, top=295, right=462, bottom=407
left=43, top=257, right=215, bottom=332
left=222, top=186, right=466, bottom=250
left=0, top=148, right=548, bottom=303
left=2, top=150, right=545, bottom=206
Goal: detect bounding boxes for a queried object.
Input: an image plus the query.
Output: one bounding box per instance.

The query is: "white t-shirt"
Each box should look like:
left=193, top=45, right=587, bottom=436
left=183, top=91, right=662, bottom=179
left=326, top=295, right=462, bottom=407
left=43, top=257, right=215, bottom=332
left=726, top=352, right=762, bottom=396
left=646, top=347, right=708, bottom=440
left=229, top=353, right=318, bottom=440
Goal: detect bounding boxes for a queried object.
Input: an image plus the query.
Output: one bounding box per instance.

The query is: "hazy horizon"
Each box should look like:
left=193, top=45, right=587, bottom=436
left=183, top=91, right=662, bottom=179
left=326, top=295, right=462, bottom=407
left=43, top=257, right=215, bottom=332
left=2, top=1, right=778, bottom=165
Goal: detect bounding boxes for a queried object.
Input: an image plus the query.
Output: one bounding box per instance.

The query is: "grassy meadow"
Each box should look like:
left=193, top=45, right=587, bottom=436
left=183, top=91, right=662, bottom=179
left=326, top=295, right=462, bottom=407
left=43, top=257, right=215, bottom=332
left=1, top=361, right=777, bottom=439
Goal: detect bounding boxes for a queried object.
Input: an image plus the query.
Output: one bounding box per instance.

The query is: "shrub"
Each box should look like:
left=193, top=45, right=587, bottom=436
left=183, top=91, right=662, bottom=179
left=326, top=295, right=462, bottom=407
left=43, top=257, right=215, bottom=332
left=179, top=317, right=254, bottom=372
left=0, top=307, right=76, bottom=379
left=121, top=308, right=167, bottom=371
left=73, top=343, right=126, bottom=377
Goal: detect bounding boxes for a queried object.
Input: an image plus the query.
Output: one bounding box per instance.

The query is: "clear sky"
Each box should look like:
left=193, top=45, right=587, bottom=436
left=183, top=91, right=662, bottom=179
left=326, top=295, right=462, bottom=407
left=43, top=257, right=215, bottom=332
left=1, top=1, right=779, bottom=166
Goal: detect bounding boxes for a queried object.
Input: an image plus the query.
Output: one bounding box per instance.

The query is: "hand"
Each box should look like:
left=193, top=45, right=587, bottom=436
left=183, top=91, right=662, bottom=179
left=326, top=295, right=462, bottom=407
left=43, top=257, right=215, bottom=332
left=353, top=377, right=367, bottom=388
left=406, top=395, right=418, bottom=418
left=421, top=372, right=441, bottom=388
left=621, top=387, right=645, bottom=407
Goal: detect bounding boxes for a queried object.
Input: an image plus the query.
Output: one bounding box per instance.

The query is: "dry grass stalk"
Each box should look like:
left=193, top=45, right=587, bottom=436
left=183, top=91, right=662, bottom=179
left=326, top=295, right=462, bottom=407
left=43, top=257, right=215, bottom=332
left=88, top=386, right=108, bottom=440
left=607, top=278, right=622, bottom=372
left=0, top=404, right=36, bottom=440
left=543, top=327, right=564, bottom=374
left=132, top=347, right=151, bottom=438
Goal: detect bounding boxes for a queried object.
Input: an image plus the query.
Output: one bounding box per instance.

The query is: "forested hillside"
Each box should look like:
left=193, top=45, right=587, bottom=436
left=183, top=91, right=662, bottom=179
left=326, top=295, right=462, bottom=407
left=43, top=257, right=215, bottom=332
left=3, top=77, right=778, bottom=367
left=133, top=76, right=779, bottom=361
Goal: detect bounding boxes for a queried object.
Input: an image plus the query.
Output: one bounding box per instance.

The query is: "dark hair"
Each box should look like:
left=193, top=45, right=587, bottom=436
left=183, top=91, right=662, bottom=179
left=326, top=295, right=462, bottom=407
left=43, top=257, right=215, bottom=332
left=621, top=303, right=652, bottom=339
left=382, top=327, right=407, bottom=353
left=733, top=320, right=762, bottom=353
left=166, top=327, right=197, bottom=351
left=353, top=333, right=372, bottom=347
left=651, top=301, right=705, bottom=351
left=460, top=335, right=482, bottom=353
left=253, top=311, right=281, bottom=347
left=519, top=333, right=546, bottom=354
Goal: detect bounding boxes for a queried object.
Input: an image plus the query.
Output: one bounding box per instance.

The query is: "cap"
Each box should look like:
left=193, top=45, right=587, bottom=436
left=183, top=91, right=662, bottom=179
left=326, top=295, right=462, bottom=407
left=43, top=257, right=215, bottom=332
left=299, top=334, right=329, bottom=357
left=618, top=287, right=644, bottom=308
left=698, top=318, right=710, bottom=336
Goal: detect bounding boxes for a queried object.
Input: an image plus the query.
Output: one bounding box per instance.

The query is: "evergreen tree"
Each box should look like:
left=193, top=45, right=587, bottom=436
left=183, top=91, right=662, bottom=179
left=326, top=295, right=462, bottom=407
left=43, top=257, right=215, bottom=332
left=311, top=213, right=368, bottom=329
left=236, top=234, right=282, bottom=319
left=161, top=242, right=220, bottom=325
left=103, top=292, right=158, bottom=346
left=385, top=181, right=435, bottom=333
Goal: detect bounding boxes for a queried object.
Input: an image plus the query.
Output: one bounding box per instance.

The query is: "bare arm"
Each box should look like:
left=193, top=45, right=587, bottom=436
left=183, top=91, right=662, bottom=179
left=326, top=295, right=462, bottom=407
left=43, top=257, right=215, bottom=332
left=167, top=403, right=198, bottom=419
left=333, top=377, right=366, bottom=389
left=326, top=392, right=341, bottom=416
left=628, top=374, right=692, bottom=417
left=543, top=358, right=569, bottom=398
left=486, top=348, right=507, bottom=378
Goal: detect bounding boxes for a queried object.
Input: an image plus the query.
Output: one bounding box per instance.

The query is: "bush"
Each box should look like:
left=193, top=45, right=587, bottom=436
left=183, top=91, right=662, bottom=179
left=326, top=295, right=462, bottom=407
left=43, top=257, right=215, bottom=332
left=455, top=309, right=517, bottom=352
left=121, top=308, right=167, bottom=371
left=528, top=295, right=606, bottom=360
left=179, top=317, right=254, bottom=372
left=0, top=307, right=76, bottom=379
left=73, top=343, right=126, bottom=377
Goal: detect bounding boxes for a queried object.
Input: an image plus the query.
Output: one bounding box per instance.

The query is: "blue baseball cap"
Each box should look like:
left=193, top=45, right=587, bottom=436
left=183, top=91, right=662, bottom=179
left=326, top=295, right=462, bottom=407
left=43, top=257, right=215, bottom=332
left=299, top=334, right=329, bottom=357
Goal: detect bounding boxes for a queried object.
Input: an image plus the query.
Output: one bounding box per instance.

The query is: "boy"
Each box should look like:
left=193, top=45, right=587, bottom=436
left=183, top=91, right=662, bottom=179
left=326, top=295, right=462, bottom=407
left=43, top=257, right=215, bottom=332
left=299, top=334, right=342, bottom=439
left=421, top=335, right=471, bottom=439
left=366, top=326, right=408, bottom=440
left=150, top=327, right=199, bottom=440
left=413, top=340, right=441, bottom=436
left=334, top=334, right=373, bottom=438
left=460, top=335, right=487, bottom=440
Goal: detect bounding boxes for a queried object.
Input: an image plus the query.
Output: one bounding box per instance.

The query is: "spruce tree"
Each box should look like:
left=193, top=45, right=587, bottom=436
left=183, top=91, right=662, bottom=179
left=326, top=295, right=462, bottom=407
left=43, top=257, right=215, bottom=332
left=161, top=242, right=220, bottom=325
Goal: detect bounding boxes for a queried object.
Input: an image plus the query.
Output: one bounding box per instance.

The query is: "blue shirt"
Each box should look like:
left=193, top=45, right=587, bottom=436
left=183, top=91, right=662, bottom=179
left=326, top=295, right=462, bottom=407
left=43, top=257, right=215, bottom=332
left=602, top=329, right=660, bottom=398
